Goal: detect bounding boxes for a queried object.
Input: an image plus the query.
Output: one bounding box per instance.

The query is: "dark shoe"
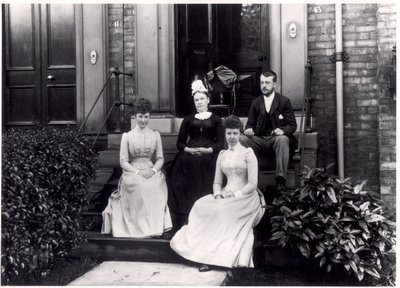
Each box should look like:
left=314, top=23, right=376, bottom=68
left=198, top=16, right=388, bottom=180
left=276, top=176, right=286, bottom=191
left=199, top=264, right=211, bottom=272
left=161, top=230, right=174, bottom=240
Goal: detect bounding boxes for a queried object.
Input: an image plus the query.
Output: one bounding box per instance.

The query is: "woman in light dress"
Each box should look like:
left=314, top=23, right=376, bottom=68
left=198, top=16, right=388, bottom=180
left=102, top=98, right=172, bottom=238
left=170, top=115, right=265, bottom=271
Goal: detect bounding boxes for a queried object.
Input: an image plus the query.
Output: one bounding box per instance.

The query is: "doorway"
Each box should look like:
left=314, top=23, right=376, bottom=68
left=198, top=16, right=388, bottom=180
left=175, top=4, right=270, bottom=117
left=3, top=4, right=77, bottom=127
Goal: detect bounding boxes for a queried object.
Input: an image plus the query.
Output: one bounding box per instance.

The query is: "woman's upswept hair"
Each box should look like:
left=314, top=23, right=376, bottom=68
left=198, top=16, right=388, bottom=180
left=224, top=115, right=243, bottom=133
left=191, top=75, right=209, bottom=97
left=134, top=98, right=152, bottom=115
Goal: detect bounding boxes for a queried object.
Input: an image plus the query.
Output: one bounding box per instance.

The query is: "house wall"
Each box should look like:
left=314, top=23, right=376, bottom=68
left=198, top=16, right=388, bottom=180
left=308, top=3, right=396, bottom=208
left=107, top=4, right=136, bottom=131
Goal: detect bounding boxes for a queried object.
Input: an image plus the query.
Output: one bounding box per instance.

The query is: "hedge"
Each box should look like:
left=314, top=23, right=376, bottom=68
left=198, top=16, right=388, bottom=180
left=1, top=127, right=98, bottom=284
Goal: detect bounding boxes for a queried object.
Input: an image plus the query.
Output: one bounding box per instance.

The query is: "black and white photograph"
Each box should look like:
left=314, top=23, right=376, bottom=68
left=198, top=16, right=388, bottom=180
left=1, top=1, right=397, bottom=286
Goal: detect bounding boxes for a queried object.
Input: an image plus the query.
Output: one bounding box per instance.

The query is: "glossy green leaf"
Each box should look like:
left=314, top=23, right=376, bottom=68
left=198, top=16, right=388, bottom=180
left=326, top=187, right=337, bottom=203
left=364, top=267, right=381, bottom=279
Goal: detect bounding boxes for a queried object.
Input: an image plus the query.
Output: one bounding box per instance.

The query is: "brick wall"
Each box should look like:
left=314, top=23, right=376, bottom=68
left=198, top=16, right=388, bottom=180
left=377, top=4, right=396, bottom=209
left=308, top=3, right=396, bottom=206
left=342, top=4, right=380, bottom=191
left=123, top=4, right=136, bottom=122
left=107, top=4, right=136, bottom=131
left=308, top=4, right=337, bottom=170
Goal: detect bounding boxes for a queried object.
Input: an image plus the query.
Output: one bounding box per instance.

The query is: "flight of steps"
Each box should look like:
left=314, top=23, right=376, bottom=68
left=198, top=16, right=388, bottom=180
left=73, top=116, right=318, bottom=268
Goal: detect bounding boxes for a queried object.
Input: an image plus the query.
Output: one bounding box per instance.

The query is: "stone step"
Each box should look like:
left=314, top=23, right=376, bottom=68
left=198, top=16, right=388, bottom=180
left=96, top=151, right=300, bottom=189
left=106, top=131, right=319, bottom=151
left=69, top=232, right=307, bottom=269
left=129, top=114, right=315, bottom=134
left=69, top=231, right=182, bottom=263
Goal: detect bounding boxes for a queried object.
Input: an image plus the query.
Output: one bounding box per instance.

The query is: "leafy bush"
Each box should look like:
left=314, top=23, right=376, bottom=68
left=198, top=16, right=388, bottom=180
left=1, top=127, right=98, bottom=284
left=267, top=165, right=396, bottom=285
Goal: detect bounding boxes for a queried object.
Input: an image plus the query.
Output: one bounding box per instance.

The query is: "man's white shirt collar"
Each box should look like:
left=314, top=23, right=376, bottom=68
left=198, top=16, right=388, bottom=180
left=263, top=91, right=275, bottom=113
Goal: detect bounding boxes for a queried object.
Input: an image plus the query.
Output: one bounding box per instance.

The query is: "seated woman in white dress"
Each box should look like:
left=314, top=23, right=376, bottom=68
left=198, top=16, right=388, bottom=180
left=102, top=98, right=172, bottom=238
left=170, top=115, right=265, bottom=271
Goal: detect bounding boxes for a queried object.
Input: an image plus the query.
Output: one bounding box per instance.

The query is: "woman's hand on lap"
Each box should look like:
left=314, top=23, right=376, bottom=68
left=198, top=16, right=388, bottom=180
left=196, top=147, right=212, bottom=155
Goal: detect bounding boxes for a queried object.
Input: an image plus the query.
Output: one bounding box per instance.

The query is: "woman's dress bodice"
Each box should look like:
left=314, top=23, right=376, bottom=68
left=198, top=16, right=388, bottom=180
left=120, top=127, right=163, bottom=170
left=214, top=145, right=258, bottom=194
left=176, top=114, right=224, bottom=152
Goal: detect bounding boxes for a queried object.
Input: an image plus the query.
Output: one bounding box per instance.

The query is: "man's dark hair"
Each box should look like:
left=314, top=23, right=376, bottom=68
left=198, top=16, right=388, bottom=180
left=261, top=70, right=277, bottom=82
left=134, top=98, right=152, bottom=115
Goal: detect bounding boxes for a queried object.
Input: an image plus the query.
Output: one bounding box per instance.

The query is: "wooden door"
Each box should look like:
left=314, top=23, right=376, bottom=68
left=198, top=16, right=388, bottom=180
left=215, top=4, right=269, bottom=116
left=3, top=4, right=76, bottom=127
left=175, top=4, right=215, bottom=117
left=176, top=4, right=270, bottom=117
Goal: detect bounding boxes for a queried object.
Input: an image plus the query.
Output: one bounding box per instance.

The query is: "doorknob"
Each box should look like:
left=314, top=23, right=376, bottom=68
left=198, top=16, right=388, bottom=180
left=47, top=75, right=55, bottom=80
left=258, top=55, right=266, bottom=62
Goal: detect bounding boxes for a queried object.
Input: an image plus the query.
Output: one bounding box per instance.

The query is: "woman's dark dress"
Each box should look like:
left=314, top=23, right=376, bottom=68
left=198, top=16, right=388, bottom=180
left=168, top=114, right=224, bottom=220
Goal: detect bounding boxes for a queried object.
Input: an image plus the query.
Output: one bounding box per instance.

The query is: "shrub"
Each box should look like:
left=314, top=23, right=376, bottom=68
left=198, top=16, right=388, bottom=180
left=1, top=127, right=98, bottom=284
left=267, top=165, right=396, bottom=285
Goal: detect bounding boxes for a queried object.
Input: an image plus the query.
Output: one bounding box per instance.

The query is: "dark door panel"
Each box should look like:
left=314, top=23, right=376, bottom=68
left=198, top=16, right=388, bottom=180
left=5, top=71, right=38, bottom=86
left=5, top=4, right=37, bottom=70
left=43, top=4, right=75, bottom=67
left=233, top=68, right=260, bottom=117
left=6, top=86, right=37, bottom=125
left=46, top=85, right=76, bottom=124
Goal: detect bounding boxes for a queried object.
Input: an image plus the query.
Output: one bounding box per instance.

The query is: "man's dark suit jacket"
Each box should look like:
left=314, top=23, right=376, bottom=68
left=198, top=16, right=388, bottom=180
left=245, top=92, right=298, bottom=150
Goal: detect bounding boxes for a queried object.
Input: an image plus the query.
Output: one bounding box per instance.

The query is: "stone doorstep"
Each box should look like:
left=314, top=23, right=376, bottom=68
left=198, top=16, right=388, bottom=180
left=68, top=261, right=228, bottom=286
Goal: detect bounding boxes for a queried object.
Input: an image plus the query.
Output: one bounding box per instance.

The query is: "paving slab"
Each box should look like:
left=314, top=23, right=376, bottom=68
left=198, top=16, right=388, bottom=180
left=68, top=261, right=228, bottom=286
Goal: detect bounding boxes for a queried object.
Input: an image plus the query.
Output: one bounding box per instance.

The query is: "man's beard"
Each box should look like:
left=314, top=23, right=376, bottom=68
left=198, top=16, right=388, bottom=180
left=262, top=89, right=273, bottom=96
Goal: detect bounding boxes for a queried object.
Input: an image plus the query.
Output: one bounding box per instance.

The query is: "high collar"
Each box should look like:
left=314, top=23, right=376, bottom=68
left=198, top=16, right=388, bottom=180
left=134, top=125, right=149, bottom=133
left=195, top=111, right=212, bottom=120
left=228, top=143, right=243, bottom=151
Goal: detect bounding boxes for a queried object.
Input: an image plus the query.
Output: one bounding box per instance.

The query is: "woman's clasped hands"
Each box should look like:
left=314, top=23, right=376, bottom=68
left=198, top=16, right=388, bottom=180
left=136, top=168, right=156, bottom=179
left=214, top=188, right=235, bottom=200
left=184, top=147, right=213, bottom=156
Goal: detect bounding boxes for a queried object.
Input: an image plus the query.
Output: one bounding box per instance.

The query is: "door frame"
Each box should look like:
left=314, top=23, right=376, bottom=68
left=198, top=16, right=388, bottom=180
left=75, top=4, right=84, bottom=127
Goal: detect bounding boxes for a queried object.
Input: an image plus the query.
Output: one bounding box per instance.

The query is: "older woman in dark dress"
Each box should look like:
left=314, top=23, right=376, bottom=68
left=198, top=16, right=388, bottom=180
left=167, top=77, right=224, bottom=232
